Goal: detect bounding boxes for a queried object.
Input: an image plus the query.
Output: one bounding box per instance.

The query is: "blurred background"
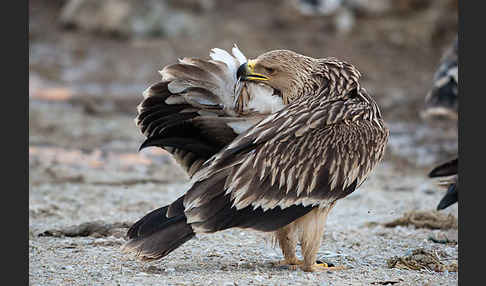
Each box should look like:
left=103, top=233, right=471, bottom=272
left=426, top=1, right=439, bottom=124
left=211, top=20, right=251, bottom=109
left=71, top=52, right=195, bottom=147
left=29, top=1, right=459, bottom=284
left=29, top=0, right=458, bottom=177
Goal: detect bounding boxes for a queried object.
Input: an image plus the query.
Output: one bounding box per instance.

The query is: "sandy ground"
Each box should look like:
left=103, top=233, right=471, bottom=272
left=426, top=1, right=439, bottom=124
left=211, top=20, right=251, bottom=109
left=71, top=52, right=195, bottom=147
left=29, top=1, right=458, bottom=285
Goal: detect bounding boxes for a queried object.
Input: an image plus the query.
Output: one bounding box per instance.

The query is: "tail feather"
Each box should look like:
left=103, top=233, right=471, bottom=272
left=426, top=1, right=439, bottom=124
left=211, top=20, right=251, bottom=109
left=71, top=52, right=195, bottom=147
left=122, top=199, right=195, bottom=261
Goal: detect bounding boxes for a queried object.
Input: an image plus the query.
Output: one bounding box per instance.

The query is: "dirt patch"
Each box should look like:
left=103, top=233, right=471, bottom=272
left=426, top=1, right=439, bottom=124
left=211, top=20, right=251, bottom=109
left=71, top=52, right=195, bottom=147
left=387, top=248, right=458, bottom=272
left=383, top=210, right=458, bottom=230
left=38, top=221, right=131, bottom=238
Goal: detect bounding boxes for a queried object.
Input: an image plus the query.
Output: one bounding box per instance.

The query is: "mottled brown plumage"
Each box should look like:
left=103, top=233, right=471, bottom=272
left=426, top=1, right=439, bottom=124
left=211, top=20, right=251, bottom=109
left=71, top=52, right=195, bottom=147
left=123, top=47, right=389, bottom=272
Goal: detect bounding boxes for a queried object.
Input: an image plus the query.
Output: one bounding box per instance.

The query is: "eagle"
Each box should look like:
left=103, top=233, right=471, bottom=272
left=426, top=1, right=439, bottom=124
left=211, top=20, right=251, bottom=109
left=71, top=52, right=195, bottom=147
left=423, top=37, right=458, bottom=210
left=122, top=46, right=389, bottom=272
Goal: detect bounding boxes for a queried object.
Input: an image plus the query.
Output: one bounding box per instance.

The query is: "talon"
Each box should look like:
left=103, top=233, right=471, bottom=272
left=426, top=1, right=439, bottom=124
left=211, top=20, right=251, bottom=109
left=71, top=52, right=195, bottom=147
left=274, top=258, right=303, bottom=270
left=316, top=262, right=329, bottom=267
left=316, top=260, right=335, bottom=267
left=274, top=259, right=303, bottom=266
left=301, top=263, right=349, bottom=272
left=288, top=264, right=300, bottom=270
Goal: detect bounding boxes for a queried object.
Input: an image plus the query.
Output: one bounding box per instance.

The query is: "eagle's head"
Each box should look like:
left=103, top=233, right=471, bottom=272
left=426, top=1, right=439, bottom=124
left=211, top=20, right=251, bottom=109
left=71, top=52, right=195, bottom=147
left=237, top=50, right=318, bottom=104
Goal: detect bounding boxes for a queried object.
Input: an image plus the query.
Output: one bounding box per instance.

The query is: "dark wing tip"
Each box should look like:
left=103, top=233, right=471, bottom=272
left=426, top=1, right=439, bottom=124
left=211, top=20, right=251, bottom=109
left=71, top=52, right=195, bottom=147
left=138, top=138, right=154, bottom=152
left=436, top=183, right=458, bottom=210
left=428, top=158, right=458, bottom=178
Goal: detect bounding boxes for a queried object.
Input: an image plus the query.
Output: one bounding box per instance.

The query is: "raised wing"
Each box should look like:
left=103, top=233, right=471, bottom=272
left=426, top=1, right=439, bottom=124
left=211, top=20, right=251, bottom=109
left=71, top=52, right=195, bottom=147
left=136, top=46, right=275, bottom=177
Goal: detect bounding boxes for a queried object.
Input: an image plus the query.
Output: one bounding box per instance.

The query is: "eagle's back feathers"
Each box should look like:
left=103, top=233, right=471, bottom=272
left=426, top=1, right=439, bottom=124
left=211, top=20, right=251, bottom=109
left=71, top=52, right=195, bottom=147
left=185, top=88, right=388, bottom=224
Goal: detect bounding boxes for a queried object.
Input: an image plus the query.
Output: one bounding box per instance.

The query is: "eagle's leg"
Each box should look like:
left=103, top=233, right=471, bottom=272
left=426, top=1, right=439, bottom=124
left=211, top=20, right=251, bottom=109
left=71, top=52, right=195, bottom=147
left=274, top=223, right=302, bottom=269
left=299, top=202, right=345, bottom=272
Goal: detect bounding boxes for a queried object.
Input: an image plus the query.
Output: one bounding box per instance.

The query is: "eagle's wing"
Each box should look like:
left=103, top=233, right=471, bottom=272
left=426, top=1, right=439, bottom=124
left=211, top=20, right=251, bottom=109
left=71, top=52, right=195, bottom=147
left=182, top=95, right=388, bottom=233
left=136, top=46, right=261, bottom=177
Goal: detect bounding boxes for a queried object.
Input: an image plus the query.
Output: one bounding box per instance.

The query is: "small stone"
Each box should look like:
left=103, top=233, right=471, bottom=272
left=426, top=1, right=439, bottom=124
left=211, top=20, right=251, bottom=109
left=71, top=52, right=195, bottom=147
left=165, top=267, right=176, bottom=273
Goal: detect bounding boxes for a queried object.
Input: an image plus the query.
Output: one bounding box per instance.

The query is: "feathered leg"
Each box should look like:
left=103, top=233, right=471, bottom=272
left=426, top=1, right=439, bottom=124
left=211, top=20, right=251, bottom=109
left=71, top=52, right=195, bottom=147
left=274, top=223, right=302, bottom=268
left=299, top=202, right=346, bottom=272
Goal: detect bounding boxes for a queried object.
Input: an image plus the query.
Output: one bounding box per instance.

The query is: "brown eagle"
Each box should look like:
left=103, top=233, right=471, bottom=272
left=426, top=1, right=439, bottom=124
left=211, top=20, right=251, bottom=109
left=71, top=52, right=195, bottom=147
left=122, top=46, right=389, bottom=272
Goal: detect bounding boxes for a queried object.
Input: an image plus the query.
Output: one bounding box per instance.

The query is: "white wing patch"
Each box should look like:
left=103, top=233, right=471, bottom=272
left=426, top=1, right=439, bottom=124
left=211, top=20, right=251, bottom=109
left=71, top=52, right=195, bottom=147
left=209, top=46, right=247, bottom=81
left=207, top=46, right=284, bottom=116
left=245, top=84, right=286, bottom=114
left=232, top=44, right=247, bottom=65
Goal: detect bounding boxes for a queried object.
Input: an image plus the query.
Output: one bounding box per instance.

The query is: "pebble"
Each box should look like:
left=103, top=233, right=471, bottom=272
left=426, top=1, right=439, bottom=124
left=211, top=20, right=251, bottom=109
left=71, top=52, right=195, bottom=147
left=165, top=267, right=176, bottom=273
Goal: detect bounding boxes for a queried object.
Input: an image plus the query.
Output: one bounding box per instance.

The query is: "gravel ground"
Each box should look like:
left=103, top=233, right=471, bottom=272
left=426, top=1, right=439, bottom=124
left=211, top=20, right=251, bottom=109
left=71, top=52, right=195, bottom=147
left=29, top=1, right=457, bottom=285
left=29, top=146, right=458, bottom=285
left=28, top=98, right=458, bottom=286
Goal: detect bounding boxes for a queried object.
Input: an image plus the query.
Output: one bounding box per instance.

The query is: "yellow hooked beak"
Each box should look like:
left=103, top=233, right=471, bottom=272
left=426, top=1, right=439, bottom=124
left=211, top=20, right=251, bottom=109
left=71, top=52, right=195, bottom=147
left=237, top=59, right=270, bottom=81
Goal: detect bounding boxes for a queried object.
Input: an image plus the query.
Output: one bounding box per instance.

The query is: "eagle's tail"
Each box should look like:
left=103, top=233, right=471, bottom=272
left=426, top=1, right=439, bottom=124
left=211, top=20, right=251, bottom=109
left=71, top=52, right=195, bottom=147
left=121, top=197, right=195, bottom=261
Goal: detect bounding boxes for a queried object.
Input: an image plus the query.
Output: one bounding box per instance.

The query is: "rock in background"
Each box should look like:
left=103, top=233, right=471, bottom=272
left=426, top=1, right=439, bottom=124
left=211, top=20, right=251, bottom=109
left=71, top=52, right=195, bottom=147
left=59, top=0, right=215, bottom=38
left=287, top=0, right=458, bottom=45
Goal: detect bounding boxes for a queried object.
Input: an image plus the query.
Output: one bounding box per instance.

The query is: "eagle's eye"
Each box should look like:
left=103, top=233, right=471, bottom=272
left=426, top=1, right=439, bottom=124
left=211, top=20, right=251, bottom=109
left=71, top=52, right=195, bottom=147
left=264, top=67, right=276, bottom=75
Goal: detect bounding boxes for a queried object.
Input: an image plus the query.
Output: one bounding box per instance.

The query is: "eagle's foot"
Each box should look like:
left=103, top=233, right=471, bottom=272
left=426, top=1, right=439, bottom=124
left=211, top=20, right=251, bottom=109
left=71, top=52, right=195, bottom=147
left=274, top=258, right=303, bottom=270
left=301, top=262, right=348, bottom=272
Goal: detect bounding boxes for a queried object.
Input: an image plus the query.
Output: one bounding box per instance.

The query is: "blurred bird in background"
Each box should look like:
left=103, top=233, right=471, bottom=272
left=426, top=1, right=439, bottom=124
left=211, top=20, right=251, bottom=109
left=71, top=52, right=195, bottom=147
left=423, top=37, right=458, bottom=120
left=428, top=158, right=457, bottom=210
left=122, top=46, right=389, bottom=272
left=423, top=37, right=458, bottom=210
